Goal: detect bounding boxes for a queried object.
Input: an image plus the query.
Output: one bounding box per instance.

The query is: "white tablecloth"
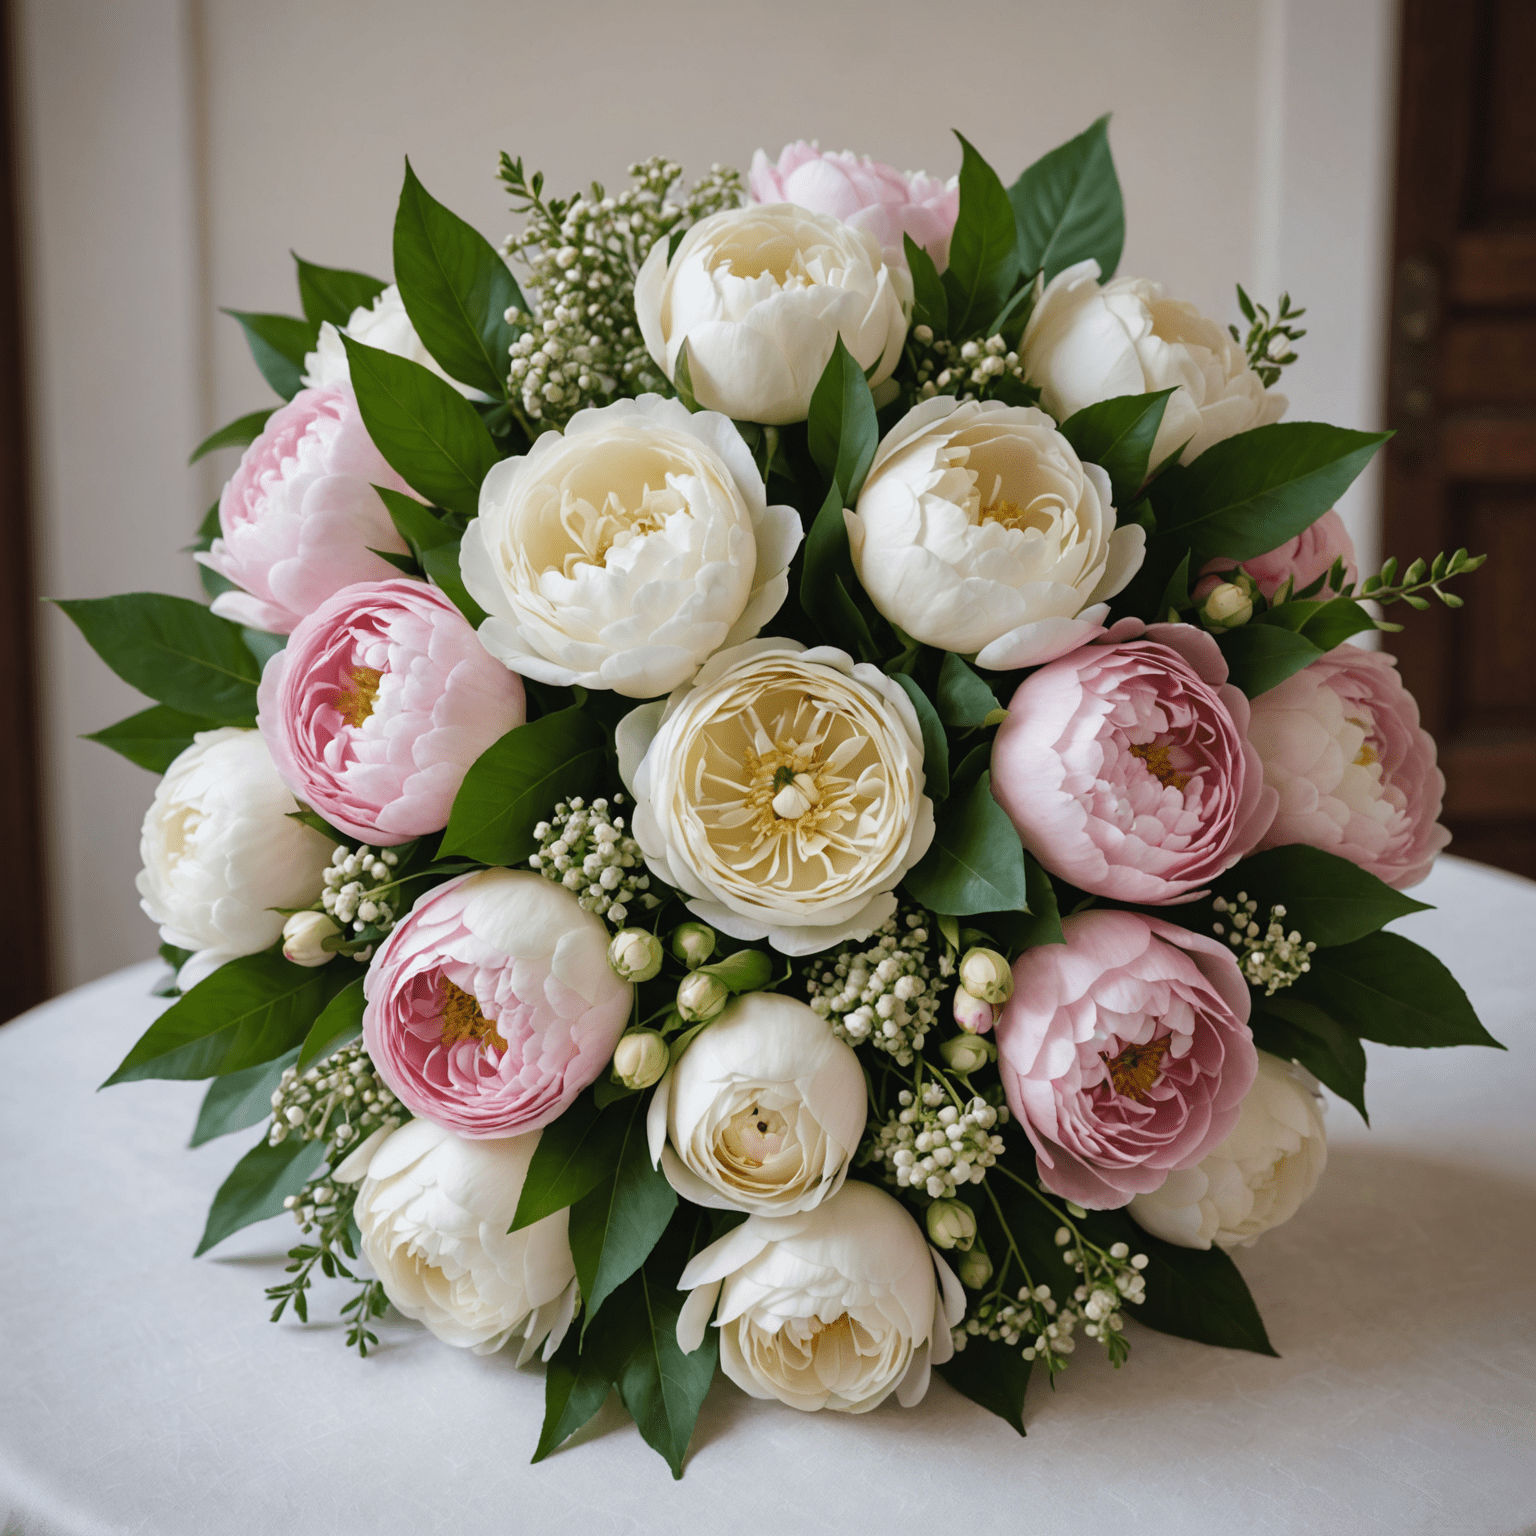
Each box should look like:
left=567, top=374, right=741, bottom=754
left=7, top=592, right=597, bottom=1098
left=2, top=855, right=1533, bottom=1536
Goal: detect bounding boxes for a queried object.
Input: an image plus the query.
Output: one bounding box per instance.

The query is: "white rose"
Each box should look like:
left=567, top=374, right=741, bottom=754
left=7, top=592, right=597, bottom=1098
left=460, top=396, right=801, bottom=698
left=847, top=398, right=1145, bottom=669
left=618, top=640, right=935, bottom=956
left=301, top=283, right=486, bottom=399
left=1021, top=259, right=1287, bottom=465
left=647, top=992, right=866, bottom=1216
left=675, top=1180, right=964, bottom=1413
left=634, top=204, right=909, bottom=425
left=137, top=728, right=336, bottom=988
left=1128, top=1051, right=1328, bottom=1250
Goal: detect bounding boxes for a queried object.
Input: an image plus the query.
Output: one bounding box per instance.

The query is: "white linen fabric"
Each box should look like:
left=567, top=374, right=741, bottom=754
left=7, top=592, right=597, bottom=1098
left=0, top=856, right=1533, bottom=1536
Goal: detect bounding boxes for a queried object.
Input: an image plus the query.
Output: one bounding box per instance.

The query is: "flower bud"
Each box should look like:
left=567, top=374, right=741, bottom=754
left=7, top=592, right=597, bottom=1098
left=952, top=988, right=997, bottom=1035
left=957, top=1245, right=993, bottom=1289
left=958, top=946, right=1013, bottom=1005
left=612, top=1029, right=669, bottom=1091
left=1193, top=570, right=1258, bottom=632
left=939, top=1033, right=996, bottom=1075
left=925, top=1198, right=977, bottom=1252
left=677, top=970, right=731, bottom=1023
left=669, top=921, right=717, bottom=968
left=607, top=927, right=663, bottom=983
left=282, top=910, right=340, bottom=967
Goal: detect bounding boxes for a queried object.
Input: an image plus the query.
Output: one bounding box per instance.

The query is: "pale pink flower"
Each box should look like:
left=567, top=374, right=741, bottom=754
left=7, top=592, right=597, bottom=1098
left=991, top=619, right=1277, bottom=904
left=257, top=578, right=525, bottom=845
left=995, top=910, right=1258, bottom=1209
left=1201, top=508, right=1359, bottom=602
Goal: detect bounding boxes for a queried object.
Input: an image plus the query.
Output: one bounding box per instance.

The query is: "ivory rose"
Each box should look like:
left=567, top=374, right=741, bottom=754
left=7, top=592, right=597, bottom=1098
left=363, top=870, right=632, bottom=1138
left=618, top=640, right=935, bottom=955
left=847, top=397, right=1145, bottom=669
left=198, top=384, right=414, bottom=635
left=991, top=619, right=1277, bottom=903
left=995, top=910, right=1258, bottom=1209
left=302, top=282, right=484, bottom=399
left=634, top=204, right=908, bottom=424
left=675, top=1180, right=965, bottom=1413
left=1247, top=643, right=1449, bottom=889
left=257, top=578, right=525, bottom=845
left=460, top=395, right=800, bottom=698
left=1021, top=260, right=1286, bottom=466
left=749, top=142, right=959, bottom=271
left=1202, top=508, right=1359, bottom=603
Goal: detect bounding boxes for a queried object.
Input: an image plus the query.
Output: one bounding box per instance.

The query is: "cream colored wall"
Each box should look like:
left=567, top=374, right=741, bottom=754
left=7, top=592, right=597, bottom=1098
left=16, top=0, right=1397, bottom=989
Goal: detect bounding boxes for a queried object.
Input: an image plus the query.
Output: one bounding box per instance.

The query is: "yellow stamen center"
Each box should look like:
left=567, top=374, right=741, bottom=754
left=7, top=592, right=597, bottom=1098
left=1129, top=740, right=1191, bottom=792
left=439, top=978, right=505, bottom=1053
left=335, top=666, right=384, bottom=728
left=1347, top=717, right=1378, bottom=767
left=1102, top=1036, right=1172, bottom=1101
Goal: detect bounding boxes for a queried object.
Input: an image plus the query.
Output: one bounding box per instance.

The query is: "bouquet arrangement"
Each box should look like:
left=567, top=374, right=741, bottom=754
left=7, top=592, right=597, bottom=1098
left=64, top=118, right=1500, bottom=1477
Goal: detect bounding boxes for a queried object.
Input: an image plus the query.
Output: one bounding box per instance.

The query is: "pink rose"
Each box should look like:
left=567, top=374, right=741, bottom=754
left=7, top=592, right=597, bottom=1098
left=749, top=142, right=959, bottom=270
left=991, top=620, right=1278, bottom=904
left=1247, top=643, right=1449, bottom=889
left=995, top=910, right=1257, bottom=1209
left=1201, top=509, right=1359, bottom=603
left=199, top=384, right=414, bottom=634
left=257, top=578, right=525, bottom=845
left=363, top=870, right=632, bottom=1139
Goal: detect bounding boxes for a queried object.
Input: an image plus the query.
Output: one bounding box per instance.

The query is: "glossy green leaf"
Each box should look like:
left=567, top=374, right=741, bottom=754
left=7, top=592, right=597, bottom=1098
left=188, top=408, right=274, bottom=465
left=799, top=480, right=877, bottom=658
left=1217, top=622, right=1323, bottom=698
left=190, top=1047, right=299, bottom=1147
left=939, top=1337, right=1031, bottom=1435
left=1058, top=389, right=1176, bottom=508
left=935, top=651, right=1000, bottom=728
left=905, top=770, right=1030, bottom=916
left=420, top=538, right=489, bottom=627
left=672, top=339, right=701, bottom=412
left=532, top=1323, right=615, bottom=1464
left=512, top=1091, right=631, bottom=1232
left=296, top=976, right=367, bottom=1069
left=893, top=673, right=949, bottom=801
left=943, top=133, right=1022, bottom=339
left=376, top=485, right=456, bottom=559
left=1009, top=115, right=1124, bottom=283
left=807, top=336, right=878, bottom=502
left=292, top=255, right=387, bottom=328
left=1252, top=997, right=1369, bottom=1123
left=904, top=233, right=948, bottom=334
left=223, top=310, right=320, bottom=400
left=194, top=1135, right=324, bottom=1256
left=83, top=703, right=219, bottom=773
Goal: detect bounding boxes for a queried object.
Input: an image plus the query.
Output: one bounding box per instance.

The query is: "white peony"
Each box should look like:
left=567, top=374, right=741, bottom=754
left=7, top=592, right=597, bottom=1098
left=676, top=1180, right=964, bottom=1414
left=634, top=204, right=908, bottom=425
left=618, top=640, right=934, bottom=955
left=847, top=397, right=1146, bottom=670
left=352, top=1118, right=579, bottom=1357
left=460, top=395, right=800, bottom=699
left=1021, top=259, right=1286, bottom=466
left=136, top=728, right=336, bottom=988
left=301, top=282, right=485, bottom=398
left=1128, top=1051, right=1328, bottom=1250
left=647, top=992, right=866, bottom=1215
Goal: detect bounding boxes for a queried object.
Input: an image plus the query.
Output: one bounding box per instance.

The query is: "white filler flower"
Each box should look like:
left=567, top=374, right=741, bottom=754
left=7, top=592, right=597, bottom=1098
left=1021, top=259, right=1286, bottom=465
left=302, top=282, right=485, bottom=399
left=353, top=1118, right=579, bottom=1358
left=137, top=728, right=336, bottom=988
left=648, top=992, right=866, bottom=1215
left=618, top=640, right=935, bottom=955
left=847, top=398, right=1145, bottom=669
left=1128, top=1051, right=1328, bottom=1250
left=634, top=203, right=908, bottom=424
left=676, top=1180, right=965, bottom=1413
left=461, top=396, right=801, bottom=698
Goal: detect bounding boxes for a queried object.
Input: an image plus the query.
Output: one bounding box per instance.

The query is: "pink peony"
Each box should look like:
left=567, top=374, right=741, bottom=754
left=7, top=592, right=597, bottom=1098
left=257, top=578, right=525, bottom=845
left=199, top=384, right=414, bottom=634
left=1247, top=643, right=1449, bottom=889
left=995, top=910, right=1257, bottom=1208
left=991, top=619, right=1277, bottom=904
left=1201, top=508, right=1359, bottom=603
left=749, top=142, right=959, bottom=271
left=364, top=870, right=633, bottom=1139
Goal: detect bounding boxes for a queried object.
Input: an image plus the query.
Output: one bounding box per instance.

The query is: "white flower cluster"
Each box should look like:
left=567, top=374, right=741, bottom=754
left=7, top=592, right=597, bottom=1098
left=956, top=1283, right=1079, bottom=1371
left=528, top=794, right=660, bottom=926
left=1057, top=1228, right=1147, bottom=1362
left=268, top=1042, right=402, bottom=1155
left=909, top=326, right=1034, bottom=403
left=863, top=1082, right=1006, bottom=1199
left=1213, top=894, right=1317, bottom=996
left=805, top=909, right=950, bottom=1065
left=321, top=843, right=401, bottom=948
left=501, top=155, right=743, bottom=425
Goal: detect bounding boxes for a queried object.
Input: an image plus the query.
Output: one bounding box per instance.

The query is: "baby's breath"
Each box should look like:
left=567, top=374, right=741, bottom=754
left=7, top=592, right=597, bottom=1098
left=1213, top=894, right=1316, bottom=996
left=909, top=327, right=1038, bottom=405
left=863, top=1083, right=1006, bottom=1199
left=529, top=794, right=660, bottom=926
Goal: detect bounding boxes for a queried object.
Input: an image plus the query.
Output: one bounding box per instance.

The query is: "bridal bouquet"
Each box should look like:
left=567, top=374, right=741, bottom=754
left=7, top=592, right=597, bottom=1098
left=65, top=119, right=1499, bottom=1476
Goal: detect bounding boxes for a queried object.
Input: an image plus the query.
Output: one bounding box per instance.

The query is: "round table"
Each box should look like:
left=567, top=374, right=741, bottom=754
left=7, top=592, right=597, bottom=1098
left=2, top=855, right=1533, bottom=1536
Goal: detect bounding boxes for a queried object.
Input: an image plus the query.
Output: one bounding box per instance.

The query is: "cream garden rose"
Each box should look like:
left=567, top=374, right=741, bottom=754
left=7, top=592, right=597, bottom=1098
left=634, top=204, right=908, bottom=424
left=847, top=397, right=1146, bottom=669
left=460, top=395, right=801, bottom=698
left=618, top=640, right=934, bottom=955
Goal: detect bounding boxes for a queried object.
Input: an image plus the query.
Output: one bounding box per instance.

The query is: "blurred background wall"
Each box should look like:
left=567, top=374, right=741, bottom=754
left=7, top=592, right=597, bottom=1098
left=12, top=0, right=1398, bottom=990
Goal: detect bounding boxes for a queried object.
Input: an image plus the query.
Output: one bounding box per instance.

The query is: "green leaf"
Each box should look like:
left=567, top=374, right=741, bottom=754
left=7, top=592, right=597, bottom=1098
left=376, top=485, right=455, bottom=560
left=1295, top=596, right=1378, bottom=650
left=1156, top=549, right=1192, bottom=621
left=942, top=133, right=1022, bottom=339
left=1019, top=856, right=1064, bottom=948
left=532, top=1324, right=615, bottom=1464
left=672, top=339, right=701, bottom=413
left=1058, top=389, right=1177, bottom=508
left=904, top=770, right=1030, bottom=916
left=292, top=255, right=386, bottom=328
left=806, top=337, right=878, bottom=503
left=799, top=481, right=877, bottom=658
left=1121, top=1218, right=1275, bottom=1354
left=194, top=1135, right=325, bottom=1256
left=893, top=674, right=948, bottom=800
left=223, top=310, right=320, bottom=401
left=1009, top=115, right=1125, bottom=283
left=83, top=703, right=219, bottom=772
left=393, top=160, right=523, bottom=398
left=341, top=334, right=501, bottom=521
left=441, top=707, right=607, bottom=865
left=1216, top=622, right=1322, bottom=698
left=420, top=539, right=489, bottom=627
left=188, top=408, right=274, bottom=465
left=904, top=233, right=948, bottom=334
left=242, top=627, right=285, bottom=670
left=104, top=950, right=352, bottom=1086
left=190, top=1047, right=299, bottom=1147
left=512, top=1092, right=631, bottom=1231
left=935, top=651, right=1000, bottom=728
left=54, top=593, right=261, bottom=724
left=1252, top=997, right=1369, bottom=1122
left=938, top=1337, right=1031, bottom=1435
left=1152, top=422, right=1390, bottom=562
left=296, top=976, right=367, bottom=1069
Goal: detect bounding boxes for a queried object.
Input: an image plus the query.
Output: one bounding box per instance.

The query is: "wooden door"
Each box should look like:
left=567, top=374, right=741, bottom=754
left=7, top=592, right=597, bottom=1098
left=1384, top=0, right=1536, bottom=877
